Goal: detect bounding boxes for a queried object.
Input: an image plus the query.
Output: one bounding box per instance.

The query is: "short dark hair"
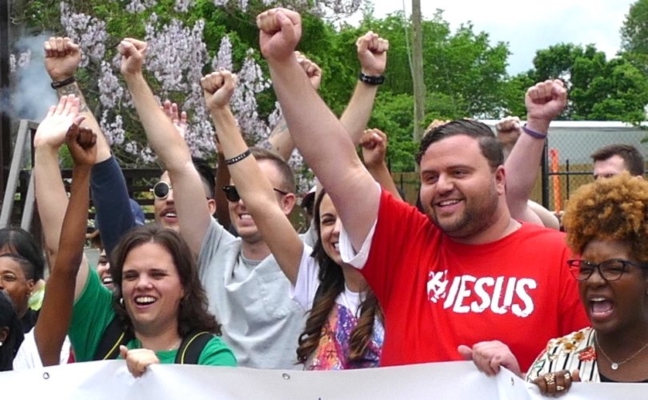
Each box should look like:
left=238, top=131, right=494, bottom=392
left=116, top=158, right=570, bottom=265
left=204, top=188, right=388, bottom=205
left=192, top=157, right=216, bottom=199
left=0, top=227, right=45, bottom=281
left=591, top=144, right=645, bottom=177
left=250, top=147, right=296, bottom=194
left=109, top=224, right=221, bottom=337
left=0, top=291, right=24, bottom=371
left=0, top=253, right=35, bottom=281
left=416, top=119, right=503, bottom=169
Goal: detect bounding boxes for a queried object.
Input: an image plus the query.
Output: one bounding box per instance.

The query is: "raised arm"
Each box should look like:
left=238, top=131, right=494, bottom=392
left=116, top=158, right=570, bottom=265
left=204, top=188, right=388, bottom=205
left=33, top=96, right=91, bottom=302
left=360, top=128, right=402, bottom=201
left=257, top=9, right=379, bottom=251
left=118, top=38, right=211, bottom=254
left=264, top=52, right=322, bottom=160
left=202, top=71, right=303, bottom=284
left=44, top=37, right=134, bottom=255
left=35, top=117, right=96, bottom=366
left=340, top=32, right=388, bottom=145
left=504, top=80, right=566, bottom=226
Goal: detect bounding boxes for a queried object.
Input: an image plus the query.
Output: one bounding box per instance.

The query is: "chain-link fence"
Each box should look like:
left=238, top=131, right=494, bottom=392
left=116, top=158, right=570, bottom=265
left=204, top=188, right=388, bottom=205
left=393, top=121, right=648, bottom=211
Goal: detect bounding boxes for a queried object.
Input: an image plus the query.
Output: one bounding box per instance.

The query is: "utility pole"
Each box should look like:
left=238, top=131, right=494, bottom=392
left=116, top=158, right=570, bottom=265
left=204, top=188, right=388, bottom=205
left=411, top=0, right=425, bottom=141
left=0, top=0, right=11, bottom=197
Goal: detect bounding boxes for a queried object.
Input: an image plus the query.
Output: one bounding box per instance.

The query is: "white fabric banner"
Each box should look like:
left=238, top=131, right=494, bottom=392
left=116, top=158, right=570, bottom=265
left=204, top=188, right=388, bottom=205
left=0, top=360, right=645, bottom=399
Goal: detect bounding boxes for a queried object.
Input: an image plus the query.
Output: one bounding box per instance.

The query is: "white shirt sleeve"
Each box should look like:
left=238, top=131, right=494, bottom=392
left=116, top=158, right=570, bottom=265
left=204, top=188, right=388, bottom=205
left=13, top=329, right=71, bottom=370
left=339, top=219, right=377, bottom=270
left=289, top=244, right=320, bottom=311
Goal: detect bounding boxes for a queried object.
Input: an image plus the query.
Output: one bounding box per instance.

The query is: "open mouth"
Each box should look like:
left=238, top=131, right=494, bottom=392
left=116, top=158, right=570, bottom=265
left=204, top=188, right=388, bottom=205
left=589, top=297, right=614, bottom=320
left=134, top=296, right=157, bottom=306
left=101, top=276, right=113, bottom=286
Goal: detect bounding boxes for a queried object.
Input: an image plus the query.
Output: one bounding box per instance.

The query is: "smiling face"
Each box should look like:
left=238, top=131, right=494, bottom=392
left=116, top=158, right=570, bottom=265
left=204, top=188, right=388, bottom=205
left=0, top=256, right=34, bottom=318
left=419, top=135, right=505, bottom=240
left=317, top=194, right=343, bottom=265
left=120, top=241, right=184, bottom=336
left=579, top=239, right=648, bottom=336
left=153, top=171, right=179, bottom=231
left=97, top=250, right=113, bottom=289
left=228, top=159, right=290, bottom=244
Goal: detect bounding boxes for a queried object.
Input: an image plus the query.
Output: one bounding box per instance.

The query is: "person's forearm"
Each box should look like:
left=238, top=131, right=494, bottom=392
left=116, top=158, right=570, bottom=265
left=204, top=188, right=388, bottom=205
left=266, top=117, right=295, bottom=160
left=367, top=162, right=402, bottom=201
left=268, top=58, right=379, bottom=250
left=340, top=82, right=379, bottom=145
left=212, top=107, right=278, bottom=206
left=35, top=164, right=90, bottom=366
left=91, top=156, right=134, bottom=255
left=55, top=83, right=111, bottom=163
left=34, top=146, right=68, bottom=264
left=504, top=121, right=547, bottom=217
left=123, top=73, right=191, bottom=170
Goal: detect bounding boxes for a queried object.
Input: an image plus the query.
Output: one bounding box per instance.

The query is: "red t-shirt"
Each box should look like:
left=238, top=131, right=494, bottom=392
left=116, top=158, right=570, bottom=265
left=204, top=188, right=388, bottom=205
left=360, top=190, right=588, bottom=371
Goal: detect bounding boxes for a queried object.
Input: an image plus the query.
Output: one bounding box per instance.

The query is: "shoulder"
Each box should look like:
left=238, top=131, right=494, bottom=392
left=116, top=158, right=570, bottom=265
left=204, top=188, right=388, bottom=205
left=199, top=335, right=238, bottom=367
left=544, top=327, right=595, bottom=354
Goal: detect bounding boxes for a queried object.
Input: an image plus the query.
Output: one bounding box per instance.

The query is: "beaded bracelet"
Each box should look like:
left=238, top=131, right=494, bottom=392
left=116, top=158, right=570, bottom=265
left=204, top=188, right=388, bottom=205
left=225, top=149, right=251, bottom=165
left=358, top=72, right=385, bottom=86
left=522, top=125, right=548, bottom=140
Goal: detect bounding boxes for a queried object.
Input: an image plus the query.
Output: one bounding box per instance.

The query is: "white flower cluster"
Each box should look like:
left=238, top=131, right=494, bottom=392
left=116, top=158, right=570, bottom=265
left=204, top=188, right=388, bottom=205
left=126, top=0, right=158, bottom=13
left=59, top=2, right=107, bottom=67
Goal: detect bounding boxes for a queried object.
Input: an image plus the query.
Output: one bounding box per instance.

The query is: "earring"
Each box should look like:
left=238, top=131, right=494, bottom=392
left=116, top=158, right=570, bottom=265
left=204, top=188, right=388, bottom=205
left=119, top=298, right=124, bottom=306
left=0, top=341, right=3, bottom=347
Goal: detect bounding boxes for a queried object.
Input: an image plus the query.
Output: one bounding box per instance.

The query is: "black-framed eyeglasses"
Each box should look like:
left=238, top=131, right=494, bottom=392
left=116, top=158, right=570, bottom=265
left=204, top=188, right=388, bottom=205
left=222, top=185, right=288, bottom=203
left=152, top=181, right=172, bottom=200
left=567, top=258, right=648, bottom=282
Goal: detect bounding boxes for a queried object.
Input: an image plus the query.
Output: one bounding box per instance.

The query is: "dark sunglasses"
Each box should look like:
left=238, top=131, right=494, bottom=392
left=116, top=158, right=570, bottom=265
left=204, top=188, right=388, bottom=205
left=152, top=181, right=172, bottom=200
left=222, top=185, right=288, bottom=203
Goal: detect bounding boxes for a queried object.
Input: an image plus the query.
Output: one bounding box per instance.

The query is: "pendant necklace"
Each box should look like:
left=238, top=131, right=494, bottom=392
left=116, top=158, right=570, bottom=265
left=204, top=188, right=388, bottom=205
left=595, top=333, right=648, bottom=370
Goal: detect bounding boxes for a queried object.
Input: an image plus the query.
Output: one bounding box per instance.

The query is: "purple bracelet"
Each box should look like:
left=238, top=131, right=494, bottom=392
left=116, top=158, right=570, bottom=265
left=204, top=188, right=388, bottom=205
left=522, top=125, right=547, bottom=140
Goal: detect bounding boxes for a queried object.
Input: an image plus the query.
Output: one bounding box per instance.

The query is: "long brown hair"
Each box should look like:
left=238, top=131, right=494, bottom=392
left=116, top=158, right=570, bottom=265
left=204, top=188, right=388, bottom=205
left=296, top=190, right=383, bottom=364
left=109, top=224, right=221, bottom=337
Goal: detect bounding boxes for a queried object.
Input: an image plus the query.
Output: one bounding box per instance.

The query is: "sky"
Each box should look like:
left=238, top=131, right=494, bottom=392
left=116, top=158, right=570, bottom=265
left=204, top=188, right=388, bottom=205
left=350, top=0, right=636, bottom=74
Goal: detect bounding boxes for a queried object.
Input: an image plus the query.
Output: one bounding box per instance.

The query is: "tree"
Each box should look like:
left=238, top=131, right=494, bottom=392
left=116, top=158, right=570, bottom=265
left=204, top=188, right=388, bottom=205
left=511, top=43, right=648, bottom=124
left=621, top=0, right=648, bottom=69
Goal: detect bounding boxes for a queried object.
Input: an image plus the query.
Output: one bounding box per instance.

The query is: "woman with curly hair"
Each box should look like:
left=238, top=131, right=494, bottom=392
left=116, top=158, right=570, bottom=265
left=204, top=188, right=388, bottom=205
left=204, top=70, right=384, bottom=369
left=525, top=172, right=648, bottom=395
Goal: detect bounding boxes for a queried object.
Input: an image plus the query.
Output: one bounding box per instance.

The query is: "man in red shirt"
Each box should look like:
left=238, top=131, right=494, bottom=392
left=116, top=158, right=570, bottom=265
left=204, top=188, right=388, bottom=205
left=256, top=8, right=588, bottom=373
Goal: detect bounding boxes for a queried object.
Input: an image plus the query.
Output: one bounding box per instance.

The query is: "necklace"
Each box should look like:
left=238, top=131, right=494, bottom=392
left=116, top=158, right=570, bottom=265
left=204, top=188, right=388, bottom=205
left=595, top=333, right=648, bottom=370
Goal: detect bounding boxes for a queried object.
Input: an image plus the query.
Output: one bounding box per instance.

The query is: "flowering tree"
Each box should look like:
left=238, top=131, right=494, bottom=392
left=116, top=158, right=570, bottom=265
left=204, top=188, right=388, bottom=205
left=13, top=0, right=362, bottom=181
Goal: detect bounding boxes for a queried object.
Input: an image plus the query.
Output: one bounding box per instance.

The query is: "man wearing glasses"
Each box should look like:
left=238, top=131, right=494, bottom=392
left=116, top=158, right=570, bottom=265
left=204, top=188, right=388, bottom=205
left=119, top=39, right=305, bottom=369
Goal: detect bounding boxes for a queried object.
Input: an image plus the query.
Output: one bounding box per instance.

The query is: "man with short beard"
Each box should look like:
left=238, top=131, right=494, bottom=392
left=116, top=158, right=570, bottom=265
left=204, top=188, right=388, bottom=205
left=256, top=8, right=588, bottom=374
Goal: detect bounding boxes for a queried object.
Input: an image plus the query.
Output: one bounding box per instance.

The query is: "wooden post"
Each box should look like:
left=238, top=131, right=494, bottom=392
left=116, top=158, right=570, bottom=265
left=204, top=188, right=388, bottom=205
left=412, top=0, right=425, bottom=142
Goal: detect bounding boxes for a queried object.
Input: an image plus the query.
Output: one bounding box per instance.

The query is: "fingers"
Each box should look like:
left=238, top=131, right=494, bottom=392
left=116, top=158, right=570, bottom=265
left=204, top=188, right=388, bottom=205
left=119, top=345, right=129, bottom=360
left=44, top=37, right=80, bottom=57
left=495, top=116, right=521, bottom=133
left=296, top=54, right=322, bottom=89
left=356, top=31, right=389, bottom=54
left=534, top=370, right=575, bottom=396
left=457, top=344, right=473, bottom=360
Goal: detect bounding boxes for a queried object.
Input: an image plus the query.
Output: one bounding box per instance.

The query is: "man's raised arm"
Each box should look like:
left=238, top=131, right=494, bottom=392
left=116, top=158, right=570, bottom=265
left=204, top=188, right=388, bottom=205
left=118, top=38, right=211, bottom=254
left=257, top=9, right=379, bottom=251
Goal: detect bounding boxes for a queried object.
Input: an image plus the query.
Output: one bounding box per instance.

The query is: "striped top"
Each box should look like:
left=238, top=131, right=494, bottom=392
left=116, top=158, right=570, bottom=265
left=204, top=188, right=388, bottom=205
left=526, top=327, right=601, bottom=383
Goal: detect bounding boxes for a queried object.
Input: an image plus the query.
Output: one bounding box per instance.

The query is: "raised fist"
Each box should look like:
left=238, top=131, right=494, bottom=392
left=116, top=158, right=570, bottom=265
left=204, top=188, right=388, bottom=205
left=257, top=8, right=302, bottom=63
left=295, top=52, right=322, bottom=90
left=525, top=80, right=567, bottom=123
left=495, top=116, right=522, bottom=147
left=44, top=37, right=81, bottom=82
left=201, top=70, right=237, bottom=112
left=356, top=31, right=389, bottom=77
left=118, top=39, right=147, bottom=76
left=66, top=122, right=97, bottom=167
left=360, top=128, right=389, bottom=168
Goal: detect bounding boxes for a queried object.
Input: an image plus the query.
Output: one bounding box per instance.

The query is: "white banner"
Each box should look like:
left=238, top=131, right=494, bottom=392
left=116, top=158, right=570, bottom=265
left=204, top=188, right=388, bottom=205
left=1, top=361, right=645, bottom=399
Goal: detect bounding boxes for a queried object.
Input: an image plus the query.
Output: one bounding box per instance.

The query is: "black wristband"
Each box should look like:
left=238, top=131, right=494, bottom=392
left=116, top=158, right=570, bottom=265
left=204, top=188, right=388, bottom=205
left=358, top=72, right=385, bottom=86
left=225, top=149, right=251, bottom=165
left=51, top=76, right=76, bottom=89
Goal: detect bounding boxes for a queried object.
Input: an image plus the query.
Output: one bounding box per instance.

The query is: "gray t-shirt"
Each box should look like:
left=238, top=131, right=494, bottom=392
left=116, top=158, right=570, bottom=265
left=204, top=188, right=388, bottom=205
left=198, top=218, right=306, bottom=369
